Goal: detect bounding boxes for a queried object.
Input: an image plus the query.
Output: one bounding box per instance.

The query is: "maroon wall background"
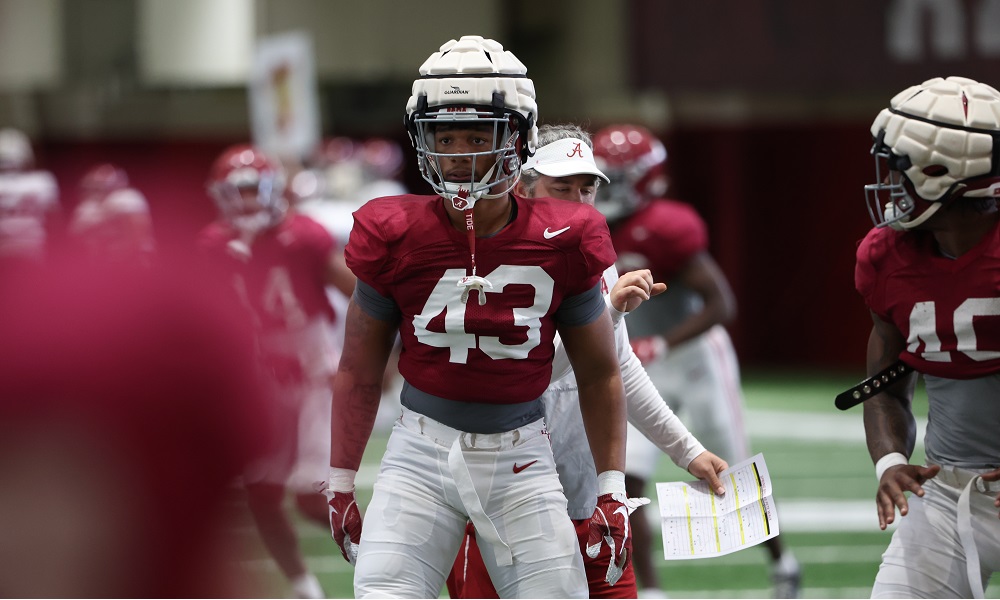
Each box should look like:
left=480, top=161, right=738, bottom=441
left=664, top=122, right=875, bottom=372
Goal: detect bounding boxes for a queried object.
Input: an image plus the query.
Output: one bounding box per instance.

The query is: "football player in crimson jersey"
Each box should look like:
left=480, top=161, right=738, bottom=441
left=324, top=36, right=633, bottom=599
left=592, top=124, right=800, bottom=598
left=444, top=124, right=729, bottom=599
left=856, top=76, right=1000, bottom=598
left=199, top=143, right=356, bottom=599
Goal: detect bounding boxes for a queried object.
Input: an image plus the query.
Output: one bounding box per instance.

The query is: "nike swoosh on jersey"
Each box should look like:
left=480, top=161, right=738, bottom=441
left=543, top=226, right=571, bottom=239
left=585, top=542, right=602, bottom=558
left=512, top=460, right=538, bottom=473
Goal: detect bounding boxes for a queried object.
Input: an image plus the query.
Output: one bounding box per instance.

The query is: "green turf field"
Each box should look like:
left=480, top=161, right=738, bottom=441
left=231, top=370, right=1000, bottom=599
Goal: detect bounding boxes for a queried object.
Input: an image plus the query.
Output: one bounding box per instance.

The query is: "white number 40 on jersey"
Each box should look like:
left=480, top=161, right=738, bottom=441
left=909, top=298, right=1000, bottom=361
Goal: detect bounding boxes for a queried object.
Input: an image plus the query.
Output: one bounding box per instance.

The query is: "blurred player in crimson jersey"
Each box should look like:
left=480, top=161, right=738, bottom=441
left=592, top=124, right=800, bottom=598
left=324, top=36, right=634, bottom=599
left=0, top=127, right=61, bottom=264
left=445, top=123, right=728, bottom=599
left=69, top=163, right=156, bottom=267
left=199, top=143, right=356, bottom=599
left=856, top=76, right=1000, bottom=598
left=0, top=252, right=269, bottom=597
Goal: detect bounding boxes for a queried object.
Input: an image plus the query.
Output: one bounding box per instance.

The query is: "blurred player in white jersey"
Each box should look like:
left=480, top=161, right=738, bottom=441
left=0, top=127, right=61, bottom=263
left=325, top=35, right=638, bottom=599
left=293, top=135, right=408, bottom=246
left=69, top=163, right=155, bottom=267
left=445, top=123, right=729, bottom=599
left=199, top=143, right=356, bottom=599
left=856, top=76, right=1000, bottom=599
left=292, top=135, right=408, bottom=429
left=593, top=124, right=800, bottom=598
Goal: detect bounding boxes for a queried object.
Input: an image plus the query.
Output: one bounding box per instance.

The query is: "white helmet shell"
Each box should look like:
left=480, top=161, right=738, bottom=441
left=405, top=36, right=538, bottom=209
left=406, top=36, right=537, bottom=154
left=872, top=76, right=1000, bottom=201
left=866, top=76, right=1000, bottom=229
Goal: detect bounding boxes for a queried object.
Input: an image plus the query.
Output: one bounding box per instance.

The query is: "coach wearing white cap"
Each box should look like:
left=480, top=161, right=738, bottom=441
left=518, top=127, right=610, bottom=205
left=447, top=123, right=728, bottom=600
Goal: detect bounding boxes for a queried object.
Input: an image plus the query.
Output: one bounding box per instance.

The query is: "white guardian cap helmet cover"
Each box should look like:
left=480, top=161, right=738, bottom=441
left=866, top=76, right=1000, bottom=230
left=405, top=35, right=538, bottom=210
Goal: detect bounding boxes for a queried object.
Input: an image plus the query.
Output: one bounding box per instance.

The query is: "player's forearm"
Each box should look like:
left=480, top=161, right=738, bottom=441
left=621, top=353, right=705, bottom=469
left=578, top=378, right=628, bottom=473
left=863, top=392, right=918, bottom=463
left=330, top=372, right=381, bottom=471
left=863, top=319, right=917, bottom=461
left=329, top=300, right=395, bottom=471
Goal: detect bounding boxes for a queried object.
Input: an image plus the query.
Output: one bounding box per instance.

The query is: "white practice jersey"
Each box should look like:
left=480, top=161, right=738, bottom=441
left=0, top=170, right=59, bottom=259
left=545, top=265, right=705, bottom=519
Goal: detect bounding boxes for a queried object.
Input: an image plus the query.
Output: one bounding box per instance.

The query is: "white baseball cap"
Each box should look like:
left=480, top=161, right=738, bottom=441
left=522, top=137, right=610, bottom=183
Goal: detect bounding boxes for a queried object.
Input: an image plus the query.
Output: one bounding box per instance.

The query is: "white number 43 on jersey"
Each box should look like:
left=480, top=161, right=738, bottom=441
left=412, top=266, right=554, bottom=363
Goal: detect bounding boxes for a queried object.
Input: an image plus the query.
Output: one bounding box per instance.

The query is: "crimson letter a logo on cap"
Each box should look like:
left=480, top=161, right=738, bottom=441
left=566, top=143, right=584, bottom=158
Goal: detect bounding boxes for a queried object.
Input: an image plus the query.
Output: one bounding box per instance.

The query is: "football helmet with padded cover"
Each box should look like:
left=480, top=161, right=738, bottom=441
left=866, top=76, right=1000, bottom=230
left=592, top=124, right=668, bottom=222
left=405, top=35, right=538, bottom=210
left=207, top=144, right=287, bottom=235
left=0, top=128, right=34, bottom=172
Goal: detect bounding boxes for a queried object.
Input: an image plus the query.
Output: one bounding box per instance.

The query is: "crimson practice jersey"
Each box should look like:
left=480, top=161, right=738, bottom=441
left=610, top=199, right=707, bottom=278
left=347, top=194, right=616, bottom=404
left=199, top=213, right=336, bottom=332
left=856, top=220, right=1000, bottom=379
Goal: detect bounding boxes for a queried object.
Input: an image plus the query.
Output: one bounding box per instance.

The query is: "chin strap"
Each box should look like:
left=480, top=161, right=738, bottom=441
left=441, top=159, right=518, bottom=211
left=454, top=189, right=493, bottom=305
left=897, top=200, right=944, bottom=230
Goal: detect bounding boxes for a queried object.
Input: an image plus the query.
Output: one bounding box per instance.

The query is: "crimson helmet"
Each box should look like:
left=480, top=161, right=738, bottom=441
left=80, top=163, right=129, bottom=198
left=405, top=35, right=538, bottom=211
left=207, top=144, right=287, bottom=234
left=592, top=124, right=668, bottom=221
left=866, top=76, right=1000, bottom=230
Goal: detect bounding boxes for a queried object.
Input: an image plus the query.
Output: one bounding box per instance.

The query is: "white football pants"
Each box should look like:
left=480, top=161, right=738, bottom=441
left=872, top=465, right=1000, bottom=599
left=354, top=407, right=587, bottom=599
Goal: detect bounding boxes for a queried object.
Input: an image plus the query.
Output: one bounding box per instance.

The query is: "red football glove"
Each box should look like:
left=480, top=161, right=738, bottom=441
left=630, top=335, right=667, bottom=365
left=586, top=492, right=650, bottom=586
left=326, top=489, right=363, bottom=564
left=322, top=468, right=363, bottom=565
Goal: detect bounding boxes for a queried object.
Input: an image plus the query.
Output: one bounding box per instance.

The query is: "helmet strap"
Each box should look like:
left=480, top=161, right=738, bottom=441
left=454, top=190, right=493, bottom=305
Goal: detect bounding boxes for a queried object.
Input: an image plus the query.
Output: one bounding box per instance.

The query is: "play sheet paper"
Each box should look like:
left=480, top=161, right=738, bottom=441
left=655, top=453, right=779, bottom=560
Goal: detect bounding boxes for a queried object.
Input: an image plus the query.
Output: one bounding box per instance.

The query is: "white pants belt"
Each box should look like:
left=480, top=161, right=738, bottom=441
left=448, top=438, right=513, bottom=566
left=398, top=407, right=547, bottom=567
left=937, top=465, right=998, bottom=599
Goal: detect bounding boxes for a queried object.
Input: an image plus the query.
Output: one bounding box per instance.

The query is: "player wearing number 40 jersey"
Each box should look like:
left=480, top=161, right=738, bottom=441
left=325, top=35, right=634, bottom=599
left=856, top=76, right=1000, bottom=599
